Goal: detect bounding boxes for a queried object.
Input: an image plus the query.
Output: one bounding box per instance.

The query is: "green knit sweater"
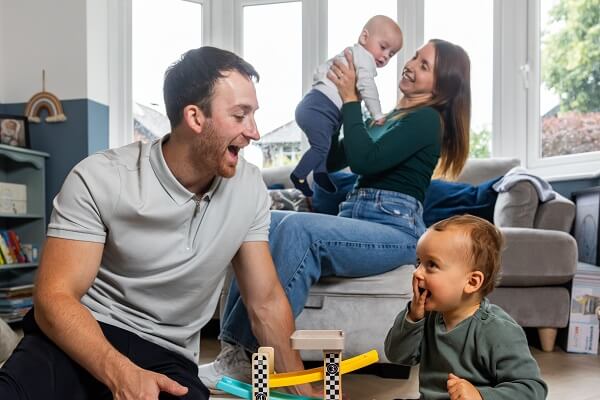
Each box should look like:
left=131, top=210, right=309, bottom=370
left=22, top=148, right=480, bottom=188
left=326, top=101, right=441, bottom=203
left=384, top=298, right=548, bottom=400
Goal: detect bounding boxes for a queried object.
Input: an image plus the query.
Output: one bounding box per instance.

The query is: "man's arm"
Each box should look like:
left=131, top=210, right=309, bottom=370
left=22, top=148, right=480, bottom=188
left=33, top=237, right=188, bottom=400
left=232, top=240, right=317, bottom=397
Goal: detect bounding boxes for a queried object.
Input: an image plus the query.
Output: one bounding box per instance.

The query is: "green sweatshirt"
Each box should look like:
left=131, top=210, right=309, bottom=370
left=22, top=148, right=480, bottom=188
left=326, top=101, right=441, bottom=203
left=384, top=298, right=548, bottom=400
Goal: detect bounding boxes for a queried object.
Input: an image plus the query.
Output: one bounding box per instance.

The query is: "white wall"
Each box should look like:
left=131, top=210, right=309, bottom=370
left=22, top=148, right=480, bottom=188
left=0, top=0, right=109, bottom=105
left=86, top=0, right=109, bottom=105
left=0, top=0, right=6, bottom=103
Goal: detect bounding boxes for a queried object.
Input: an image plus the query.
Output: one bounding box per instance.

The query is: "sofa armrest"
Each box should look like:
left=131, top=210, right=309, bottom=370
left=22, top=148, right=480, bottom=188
left=534, top=193, right=575, bottom=232
left=493, top=181, right=539, bottom=228
left=262, top=165, right=295, bottom=189
left=498, top=227, right=577, bottom=287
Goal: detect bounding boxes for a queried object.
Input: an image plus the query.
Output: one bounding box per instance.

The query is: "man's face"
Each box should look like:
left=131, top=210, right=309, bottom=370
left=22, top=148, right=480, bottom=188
left=196, top=71, right=260, bottom=178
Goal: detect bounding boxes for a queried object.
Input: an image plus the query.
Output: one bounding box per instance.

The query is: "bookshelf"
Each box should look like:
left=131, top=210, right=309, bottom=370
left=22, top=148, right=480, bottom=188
left=0, top=144, right=49, bottom=323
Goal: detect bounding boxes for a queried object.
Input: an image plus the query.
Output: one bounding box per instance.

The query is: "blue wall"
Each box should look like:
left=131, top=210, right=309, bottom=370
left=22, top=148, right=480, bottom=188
left=1, top=99, right=109, bottom=218
left=552, top=178, right=600, bottom=201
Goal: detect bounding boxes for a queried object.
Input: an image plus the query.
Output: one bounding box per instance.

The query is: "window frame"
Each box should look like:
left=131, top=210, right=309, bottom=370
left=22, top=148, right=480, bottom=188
left=109, top=0, right=211, bottom=148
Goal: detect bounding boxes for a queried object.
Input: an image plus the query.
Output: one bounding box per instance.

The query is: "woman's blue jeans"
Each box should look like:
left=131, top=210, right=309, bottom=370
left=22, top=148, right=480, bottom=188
left=219, top=188, right=426, bottom=352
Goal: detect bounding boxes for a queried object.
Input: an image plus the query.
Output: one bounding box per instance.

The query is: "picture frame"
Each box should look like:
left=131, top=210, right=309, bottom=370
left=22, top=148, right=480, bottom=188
left=0, top=114, right=30, bottom=149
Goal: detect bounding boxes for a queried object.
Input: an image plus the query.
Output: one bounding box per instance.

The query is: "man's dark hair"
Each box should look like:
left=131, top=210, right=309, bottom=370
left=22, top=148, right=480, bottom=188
left=163, top=46, right=259, bottom=128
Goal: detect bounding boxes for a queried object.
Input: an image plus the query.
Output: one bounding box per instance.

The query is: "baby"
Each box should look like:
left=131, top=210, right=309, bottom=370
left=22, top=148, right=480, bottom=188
left=385, top=215, right=547, bottom=400
left=291, top=15, right=403, bottom=197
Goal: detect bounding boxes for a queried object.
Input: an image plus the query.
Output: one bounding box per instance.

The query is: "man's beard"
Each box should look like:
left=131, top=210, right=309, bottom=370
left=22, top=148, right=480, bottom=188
left=192, top=120, right=237, bottom=178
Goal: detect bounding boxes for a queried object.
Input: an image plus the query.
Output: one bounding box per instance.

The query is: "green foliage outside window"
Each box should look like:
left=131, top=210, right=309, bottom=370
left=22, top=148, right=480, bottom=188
left=542, top=0, right=600, bottom=113
left=469, top=127, right=491, bottom=159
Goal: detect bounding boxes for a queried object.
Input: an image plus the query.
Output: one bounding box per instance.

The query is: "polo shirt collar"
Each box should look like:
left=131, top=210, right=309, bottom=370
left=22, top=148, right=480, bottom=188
left=150, top=134, right=222, bottom=205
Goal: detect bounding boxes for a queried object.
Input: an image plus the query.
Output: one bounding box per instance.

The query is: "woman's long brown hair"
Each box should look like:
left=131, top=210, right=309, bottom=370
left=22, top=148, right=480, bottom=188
left=428, top=39, right=471, bottom=180
left=390, top=39, right=471, bottom=180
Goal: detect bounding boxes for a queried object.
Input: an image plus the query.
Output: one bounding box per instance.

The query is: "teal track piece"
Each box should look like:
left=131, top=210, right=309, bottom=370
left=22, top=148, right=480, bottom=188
left=216, top=376, right=320, bottom=400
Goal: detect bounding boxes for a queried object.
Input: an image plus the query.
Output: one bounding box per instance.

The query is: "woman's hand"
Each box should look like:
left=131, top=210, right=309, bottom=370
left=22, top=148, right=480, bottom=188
left=327, top=48, right=360, bottom=103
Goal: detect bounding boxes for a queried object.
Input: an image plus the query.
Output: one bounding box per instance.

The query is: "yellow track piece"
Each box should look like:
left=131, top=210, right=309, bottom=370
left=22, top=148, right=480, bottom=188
left=269, top=349, right=379, bottom=388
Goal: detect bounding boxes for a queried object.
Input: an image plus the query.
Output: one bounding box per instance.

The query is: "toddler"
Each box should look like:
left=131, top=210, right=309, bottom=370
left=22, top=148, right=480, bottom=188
left=385, top=215, right=547, bottom=400
left=291, top=15, right=403, bottom=197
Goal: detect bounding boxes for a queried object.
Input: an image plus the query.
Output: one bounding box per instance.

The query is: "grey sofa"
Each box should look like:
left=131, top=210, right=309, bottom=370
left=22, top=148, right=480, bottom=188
left=261, top=158, right=577, bottom=361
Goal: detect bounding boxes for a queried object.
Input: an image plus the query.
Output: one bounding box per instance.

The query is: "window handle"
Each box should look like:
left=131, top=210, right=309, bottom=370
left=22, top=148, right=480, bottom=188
left=519, top=64, right=530, bottom=89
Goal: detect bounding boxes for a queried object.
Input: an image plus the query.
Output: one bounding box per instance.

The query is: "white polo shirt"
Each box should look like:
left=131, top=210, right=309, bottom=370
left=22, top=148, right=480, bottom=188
left=47, top=135, right=271, bottom=362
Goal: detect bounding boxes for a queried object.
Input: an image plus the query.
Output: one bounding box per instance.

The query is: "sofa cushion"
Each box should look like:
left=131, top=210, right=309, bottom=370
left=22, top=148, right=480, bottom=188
left=309, top=264, right=414, bottom=296
left=457, top=158, right=520, bottom=185
left=494, top=181, right=539, bottom=228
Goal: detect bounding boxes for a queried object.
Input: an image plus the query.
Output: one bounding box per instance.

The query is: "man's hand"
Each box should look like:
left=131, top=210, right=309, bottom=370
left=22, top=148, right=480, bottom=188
left=109, top=362, right=188, bottom=400
left=408, top=273, right=427, bottom=322
left=447, top=373, right=483, bottom=400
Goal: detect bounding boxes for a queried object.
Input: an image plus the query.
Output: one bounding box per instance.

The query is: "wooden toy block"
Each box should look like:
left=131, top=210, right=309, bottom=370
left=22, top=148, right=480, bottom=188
left=290, top=330, right=344, bottom=351
left=259, top=346, right=275, bottom=374
left=323, top=351, right=342, bottom=400
left=252, top=352, right=270, bottom=400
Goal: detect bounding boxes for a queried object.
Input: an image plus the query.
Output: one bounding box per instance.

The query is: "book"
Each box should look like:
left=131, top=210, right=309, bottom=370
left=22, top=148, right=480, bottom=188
left=0, top=233, right=14, bottom=263
left=0, top=231, right=18, bottom=263
left=7, top=230, right=26, bottom=263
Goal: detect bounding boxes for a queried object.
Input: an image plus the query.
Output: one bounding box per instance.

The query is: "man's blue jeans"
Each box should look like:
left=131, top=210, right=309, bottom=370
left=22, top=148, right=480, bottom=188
left=220, top=188, right=426, bottom=352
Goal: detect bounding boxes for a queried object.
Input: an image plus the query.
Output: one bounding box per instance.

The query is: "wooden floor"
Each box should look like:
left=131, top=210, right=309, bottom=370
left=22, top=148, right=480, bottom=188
left=201, top=336, right=600, bottom=400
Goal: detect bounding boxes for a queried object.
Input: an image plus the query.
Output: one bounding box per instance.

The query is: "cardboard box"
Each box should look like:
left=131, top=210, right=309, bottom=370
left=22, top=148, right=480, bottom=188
left=0, top=182, right=26, bottom=214
left=567, top=263, right=600, bottom=354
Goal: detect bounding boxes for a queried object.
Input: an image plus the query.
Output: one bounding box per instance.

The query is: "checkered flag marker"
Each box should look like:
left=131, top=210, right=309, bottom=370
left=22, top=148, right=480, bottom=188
left=324, top=351, right=342, bottom=400
left=252, top=353, right=269, bottom=400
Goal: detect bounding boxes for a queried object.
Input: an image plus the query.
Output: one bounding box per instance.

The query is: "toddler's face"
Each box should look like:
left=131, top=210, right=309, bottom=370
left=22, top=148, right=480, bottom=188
left=362, top=26, right=403, bottom=68
left=413, top=227, right=476, bottom=313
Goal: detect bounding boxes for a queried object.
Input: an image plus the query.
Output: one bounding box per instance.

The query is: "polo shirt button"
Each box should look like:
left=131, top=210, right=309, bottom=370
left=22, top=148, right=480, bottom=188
left=186, top=247, right=190, bottom=250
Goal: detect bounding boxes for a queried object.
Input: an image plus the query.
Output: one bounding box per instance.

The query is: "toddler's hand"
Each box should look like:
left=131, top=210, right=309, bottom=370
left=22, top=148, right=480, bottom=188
left=408, top=273, right=427, bottom=322
left=374, top=117, right=386, bottom=126
left=447, top=373, right=483, bottom=400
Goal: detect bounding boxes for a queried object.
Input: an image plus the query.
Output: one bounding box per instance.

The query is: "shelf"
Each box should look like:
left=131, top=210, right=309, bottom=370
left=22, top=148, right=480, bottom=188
left=0, top=214, right=43, bottom=220
left=0, top=262, right=38, bottom=270
left=0, top=144, right=49, bottom=158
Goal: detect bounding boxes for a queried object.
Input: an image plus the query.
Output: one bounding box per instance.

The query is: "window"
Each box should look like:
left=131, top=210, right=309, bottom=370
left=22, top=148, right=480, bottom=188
left=425, top=0, right=494, bottom=158
left=328, top=0, right=399, bottom=113
left=240, top=1, right=303, bottom=168
left=539, top=0, right=600, bottom=158
left=110, top=0, right=599, bottom=178
left=131, top=0, right=204, bottom=143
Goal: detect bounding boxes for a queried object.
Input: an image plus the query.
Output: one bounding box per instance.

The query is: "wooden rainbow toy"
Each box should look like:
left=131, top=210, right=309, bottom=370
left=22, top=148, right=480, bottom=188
left=24, top=70, right=67, bottom=123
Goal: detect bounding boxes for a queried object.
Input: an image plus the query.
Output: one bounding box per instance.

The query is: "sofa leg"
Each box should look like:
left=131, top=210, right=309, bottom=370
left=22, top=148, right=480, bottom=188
left=538, top=328, right=557, bottom=352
